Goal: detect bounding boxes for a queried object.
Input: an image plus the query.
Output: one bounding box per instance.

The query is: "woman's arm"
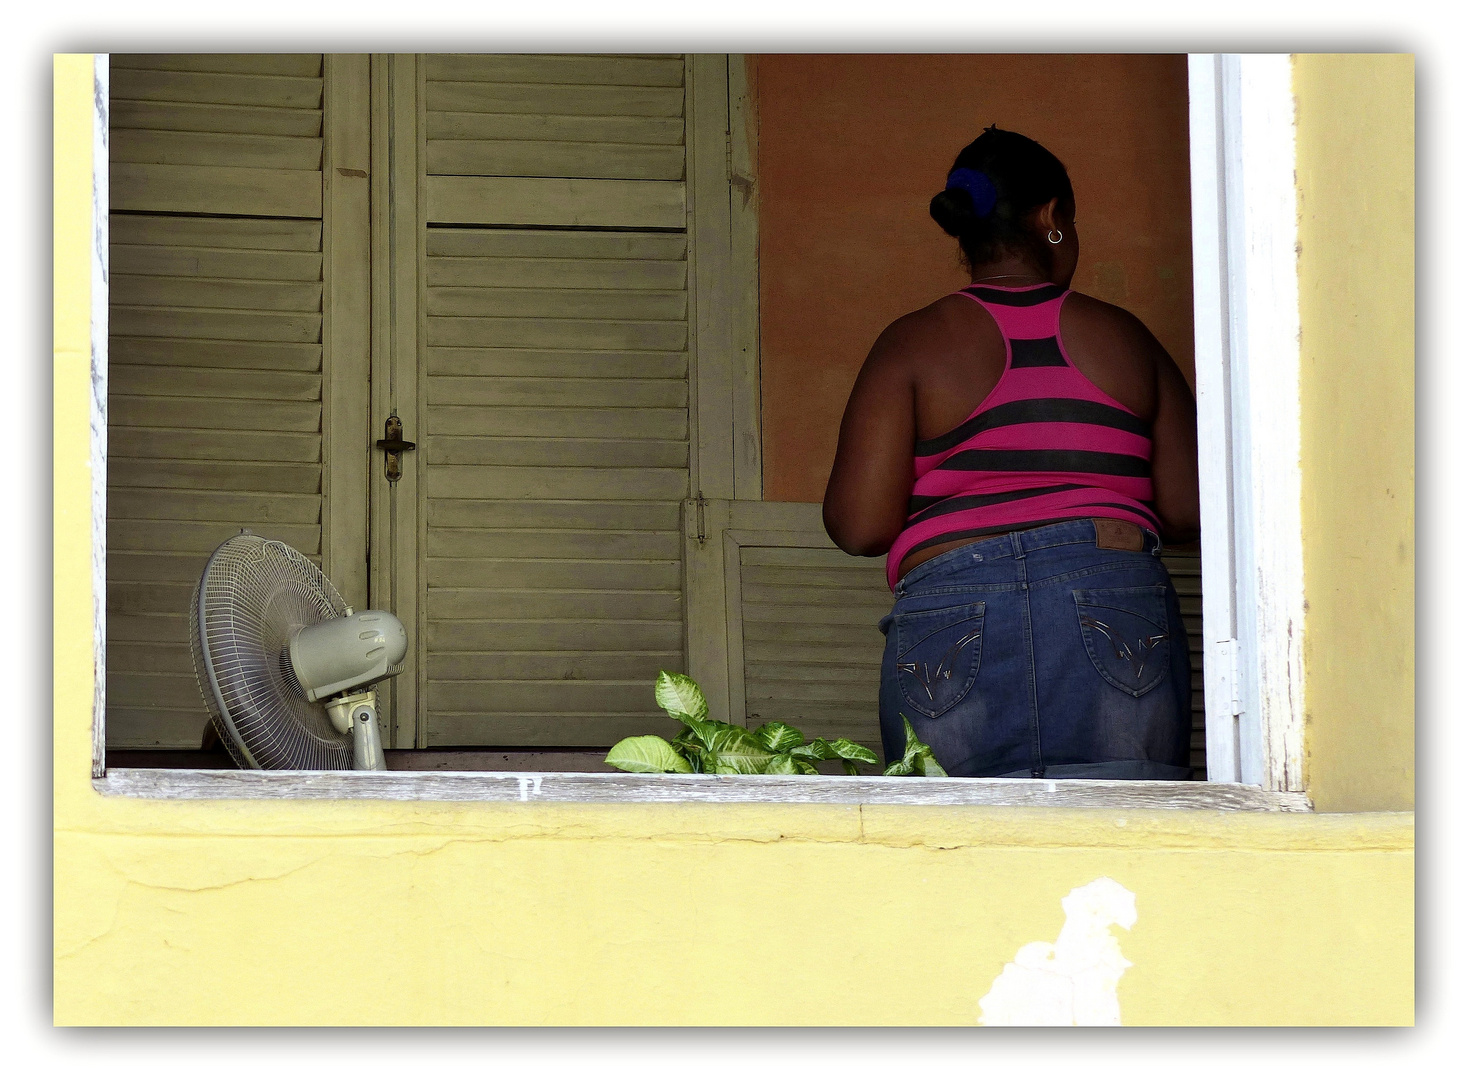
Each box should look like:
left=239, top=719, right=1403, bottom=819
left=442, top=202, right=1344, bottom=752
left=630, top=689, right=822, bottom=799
left=1059, top=294, right=1199, bottom=544
left=1149, top=339, right=1201, bottom=545
left=822, top=320, right=918, bottom=556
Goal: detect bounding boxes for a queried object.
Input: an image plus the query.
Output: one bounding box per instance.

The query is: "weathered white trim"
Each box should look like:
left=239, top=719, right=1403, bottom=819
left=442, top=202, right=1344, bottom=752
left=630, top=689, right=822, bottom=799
left=1235, top=56, right=1305, bottom=792
left=90, top=54, right=109, bottom=781
left=1189, top=54, right=1242, bottom=783
left=95, top=768, right=1311, bottom=811
left=1188, top=55, right=1305, bottom=790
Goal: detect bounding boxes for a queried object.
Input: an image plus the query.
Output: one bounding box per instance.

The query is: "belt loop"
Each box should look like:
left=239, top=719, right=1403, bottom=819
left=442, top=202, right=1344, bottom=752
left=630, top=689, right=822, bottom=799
left=1009, top=531, right=1024, bottom=560
left=1150, top=530, right=1163, bottom=555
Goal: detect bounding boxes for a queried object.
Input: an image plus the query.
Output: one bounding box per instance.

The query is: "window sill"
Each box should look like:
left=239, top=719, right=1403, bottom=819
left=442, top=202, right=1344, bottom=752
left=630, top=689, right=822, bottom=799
left=94, top=768, right=1312, bottom=811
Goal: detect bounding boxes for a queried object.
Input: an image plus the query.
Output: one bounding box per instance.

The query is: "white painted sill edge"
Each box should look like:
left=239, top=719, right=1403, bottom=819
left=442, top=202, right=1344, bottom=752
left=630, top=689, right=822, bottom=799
left=95, top=769, right=1312, bottom=811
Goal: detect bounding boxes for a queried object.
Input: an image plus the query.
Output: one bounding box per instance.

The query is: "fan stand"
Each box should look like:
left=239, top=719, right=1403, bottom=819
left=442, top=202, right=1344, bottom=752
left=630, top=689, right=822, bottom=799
left=324, top=689, right=387, bottom=771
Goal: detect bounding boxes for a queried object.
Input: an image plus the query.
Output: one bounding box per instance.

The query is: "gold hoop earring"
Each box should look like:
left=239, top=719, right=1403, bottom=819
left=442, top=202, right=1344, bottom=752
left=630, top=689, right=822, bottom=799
left=1047, top=229, right=1063, bottom=245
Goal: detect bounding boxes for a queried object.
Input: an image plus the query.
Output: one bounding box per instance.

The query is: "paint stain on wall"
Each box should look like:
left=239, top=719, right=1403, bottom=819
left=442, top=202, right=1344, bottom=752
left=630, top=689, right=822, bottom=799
left=978, top=876, right=1137, bottom=1026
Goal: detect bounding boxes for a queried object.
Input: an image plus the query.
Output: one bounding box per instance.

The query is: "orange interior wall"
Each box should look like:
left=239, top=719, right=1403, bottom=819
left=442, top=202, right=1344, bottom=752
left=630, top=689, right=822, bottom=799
left=753, top=54, right=1195, bottom=503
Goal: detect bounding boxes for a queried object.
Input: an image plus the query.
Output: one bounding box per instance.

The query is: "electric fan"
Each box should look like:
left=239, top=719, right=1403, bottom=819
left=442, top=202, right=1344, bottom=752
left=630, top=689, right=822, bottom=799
left=189, top=530, right=408, bottom=771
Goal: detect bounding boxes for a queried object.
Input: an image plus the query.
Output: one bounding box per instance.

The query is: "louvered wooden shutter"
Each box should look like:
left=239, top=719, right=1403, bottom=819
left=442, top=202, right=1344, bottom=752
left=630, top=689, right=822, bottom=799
left=416, top=55, right=690, bottom=747
left=105, top=54, right=332, bottom=749
left=738, top=547, right=888, bottom=753
left=1161, top=551, right=1207, bottom=779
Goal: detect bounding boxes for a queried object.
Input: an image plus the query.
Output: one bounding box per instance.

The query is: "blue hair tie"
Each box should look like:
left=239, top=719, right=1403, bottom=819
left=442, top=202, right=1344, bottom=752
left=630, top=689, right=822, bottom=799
left=946, top=167, right=997, bottom=217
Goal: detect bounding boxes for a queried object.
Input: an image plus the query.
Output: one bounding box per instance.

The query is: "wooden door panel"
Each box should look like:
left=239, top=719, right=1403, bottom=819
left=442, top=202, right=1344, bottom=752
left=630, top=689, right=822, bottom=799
left=103, top=53, right=371, bottom=751
left=401, top=54, right=692, bottom=748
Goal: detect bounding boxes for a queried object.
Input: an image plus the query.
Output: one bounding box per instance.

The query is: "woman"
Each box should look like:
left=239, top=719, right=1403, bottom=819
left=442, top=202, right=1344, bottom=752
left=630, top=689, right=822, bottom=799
left=823, top=126, right=1200, bottom=779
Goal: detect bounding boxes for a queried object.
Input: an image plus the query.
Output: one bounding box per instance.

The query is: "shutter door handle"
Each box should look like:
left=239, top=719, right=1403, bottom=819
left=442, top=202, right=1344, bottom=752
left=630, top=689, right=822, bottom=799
left=375, top=414, right=416, bottom=483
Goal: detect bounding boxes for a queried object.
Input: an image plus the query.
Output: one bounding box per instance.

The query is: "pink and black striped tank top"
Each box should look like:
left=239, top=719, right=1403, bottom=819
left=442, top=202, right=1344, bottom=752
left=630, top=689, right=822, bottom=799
left=885, top=282, right=1159, bottom=589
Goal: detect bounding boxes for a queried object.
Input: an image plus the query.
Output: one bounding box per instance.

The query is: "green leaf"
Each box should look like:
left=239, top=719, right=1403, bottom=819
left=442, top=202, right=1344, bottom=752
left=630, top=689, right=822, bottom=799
left=669, top=733, right=707, bottom=770
left=841, top=758, right=861, bottom=776
left=677, top=714, right=722, bottom=751
left=790, top=738, right=837, bottom=761
left=900, top=715, right=922, bottom=755
left=915, top=751, right=949, bottom=777
left=765, top=752, right=801, bottom=774
left=710, top=750, right=777, bottom=774
left=794, top=759, right=819, bottom=775
left=604, top=735, right=694, bottom=774
left=752, top=721, right=804, bottom=753
left=707, top=725, right=776, bottom=773
left=827, top=738, right=879, bottom=766
left=886, top=715, right=947, bottom=777
left=654, top=670, right=709, bottom=725
left=709, top=725, right=768, bottom=756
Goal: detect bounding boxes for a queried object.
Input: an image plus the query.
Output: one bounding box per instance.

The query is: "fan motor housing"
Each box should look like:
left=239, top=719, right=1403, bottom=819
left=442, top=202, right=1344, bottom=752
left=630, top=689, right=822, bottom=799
left=289, top=609, right=408, bottom=703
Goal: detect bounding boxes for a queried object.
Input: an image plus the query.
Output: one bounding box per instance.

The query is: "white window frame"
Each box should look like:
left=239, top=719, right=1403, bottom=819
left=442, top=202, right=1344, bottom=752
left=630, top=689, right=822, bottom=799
left=86, top=53, right=1308, bottom=810
left=1188, top=55, right=1306, bottom=791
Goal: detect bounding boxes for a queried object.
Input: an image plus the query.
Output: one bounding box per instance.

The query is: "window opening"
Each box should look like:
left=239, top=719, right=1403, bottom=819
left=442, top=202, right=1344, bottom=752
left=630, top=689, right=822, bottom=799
left=91, top=52, right=1306, bottom=807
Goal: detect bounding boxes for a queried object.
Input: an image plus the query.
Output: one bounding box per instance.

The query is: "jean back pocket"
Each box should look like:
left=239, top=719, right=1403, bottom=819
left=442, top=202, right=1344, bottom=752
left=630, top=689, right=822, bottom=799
left=893, top=601, right=986, bottom=718
left=1073, top=585, right=1171, bottom=697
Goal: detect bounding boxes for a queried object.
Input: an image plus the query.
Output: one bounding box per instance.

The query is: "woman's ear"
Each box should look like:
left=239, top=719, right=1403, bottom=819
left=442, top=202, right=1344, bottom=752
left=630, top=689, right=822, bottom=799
left=1034, top=197, right=1061, bottom=233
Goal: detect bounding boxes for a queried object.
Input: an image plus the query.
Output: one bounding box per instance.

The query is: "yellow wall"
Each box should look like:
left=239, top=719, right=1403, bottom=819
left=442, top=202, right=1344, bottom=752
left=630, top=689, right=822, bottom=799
left=1294, top=54, right=1416, bottom=812
left=56, top=802, right=1412, bottom=1026
left=53, top=55, right=1413, bottom=1026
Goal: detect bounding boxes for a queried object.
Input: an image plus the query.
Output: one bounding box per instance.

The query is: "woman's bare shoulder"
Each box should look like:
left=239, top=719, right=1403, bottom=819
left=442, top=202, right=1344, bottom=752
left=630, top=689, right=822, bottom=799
left=1061, top=290, right=1168, bottom=358
left=870, top=293, right=985, bottom=357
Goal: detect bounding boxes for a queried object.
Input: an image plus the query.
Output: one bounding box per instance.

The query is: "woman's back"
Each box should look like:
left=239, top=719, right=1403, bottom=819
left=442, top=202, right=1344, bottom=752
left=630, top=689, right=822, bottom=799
left=826, top=284, right=1200, bottom=581
left=880, top=284, right=1175, bottom=588
left=901, top=288, right=1159, bottom=442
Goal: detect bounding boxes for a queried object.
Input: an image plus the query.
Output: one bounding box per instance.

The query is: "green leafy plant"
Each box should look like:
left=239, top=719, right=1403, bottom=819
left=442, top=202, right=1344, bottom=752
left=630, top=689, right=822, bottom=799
left=604, top=671, right=945, bottom=777
left=880, top=716, right=948, bottom=776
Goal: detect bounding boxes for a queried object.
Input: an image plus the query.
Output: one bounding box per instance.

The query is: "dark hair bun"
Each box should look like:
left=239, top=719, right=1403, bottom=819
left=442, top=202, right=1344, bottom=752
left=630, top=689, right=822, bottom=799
left=929, top=187, right=976, bottom=239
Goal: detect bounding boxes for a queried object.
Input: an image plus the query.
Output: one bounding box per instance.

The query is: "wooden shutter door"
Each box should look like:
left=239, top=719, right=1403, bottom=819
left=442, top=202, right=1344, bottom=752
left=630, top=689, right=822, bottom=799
left=104, top=54, right=370, bottom=750
left=383, top=54, right=694, bottom=748
left=716, top=504, right=888, bottom=756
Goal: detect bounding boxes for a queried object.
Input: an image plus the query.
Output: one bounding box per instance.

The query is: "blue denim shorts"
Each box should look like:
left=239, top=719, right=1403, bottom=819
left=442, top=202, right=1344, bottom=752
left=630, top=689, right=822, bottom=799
left=878, top=519, right=1193, bottom=779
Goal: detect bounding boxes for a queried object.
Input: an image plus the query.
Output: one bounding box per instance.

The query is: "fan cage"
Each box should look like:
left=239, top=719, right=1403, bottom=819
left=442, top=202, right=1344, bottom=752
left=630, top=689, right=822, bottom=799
left=189, top=533, right=356, bottom=770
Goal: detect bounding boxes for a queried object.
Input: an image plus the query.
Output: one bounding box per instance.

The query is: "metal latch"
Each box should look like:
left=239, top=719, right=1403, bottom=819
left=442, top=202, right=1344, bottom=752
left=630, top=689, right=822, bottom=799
left=683, top=493, right=709, bottom=544
left=375, top=414, right=416, bottom=483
